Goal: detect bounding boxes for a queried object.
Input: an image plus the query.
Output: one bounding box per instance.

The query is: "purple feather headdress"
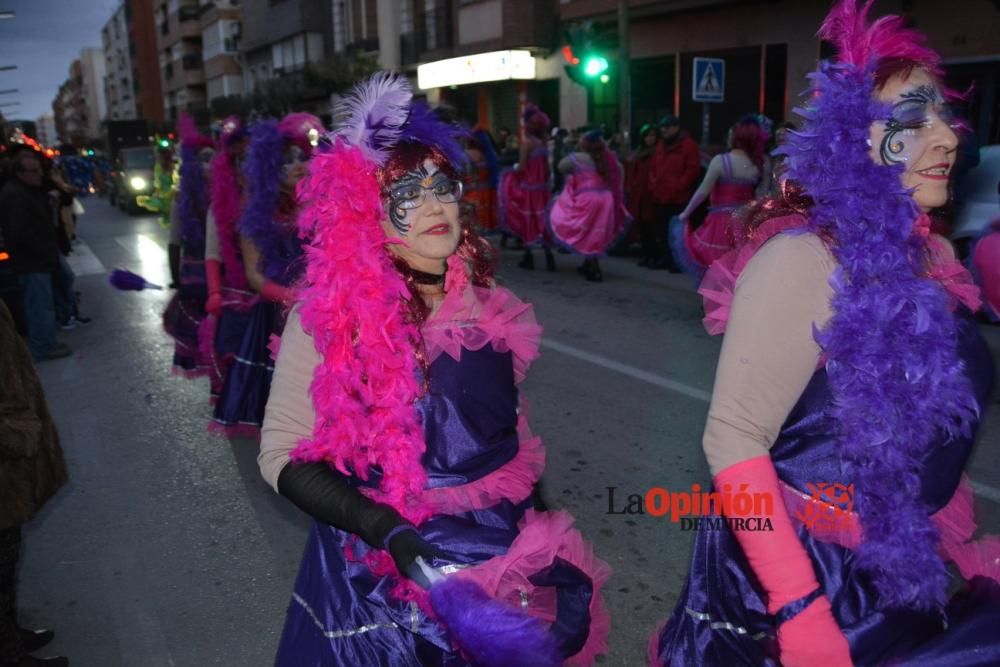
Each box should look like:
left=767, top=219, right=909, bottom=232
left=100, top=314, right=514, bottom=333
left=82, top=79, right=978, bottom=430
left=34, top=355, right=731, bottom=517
left=176, top=113, right=212, bottom=248
left=240, top=113, right=322, bottom=284
left=331, top=71, right=468, bottom=170
left=780, top=0, right=978, bottom=610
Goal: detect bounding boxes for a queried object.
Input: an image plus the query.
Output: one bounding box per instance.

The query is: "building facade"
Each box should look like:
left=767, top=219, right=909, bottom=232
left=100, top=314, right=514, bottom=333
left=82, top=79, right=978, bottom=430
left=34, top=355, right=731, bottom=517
left=241, top=0, right=332, bottom=96
left=559, top=0, right=1000, bottom=147
left=35, top=113, right=57, bottom=147
left=80, top=48, right=109, bottom=141
left=156, top=0, right=208, bottom=121
left=103, top=3, right=138, bottom=121
left=200, top=0, right=244, bottom=106
left=387, top=0, right=563, bottom=136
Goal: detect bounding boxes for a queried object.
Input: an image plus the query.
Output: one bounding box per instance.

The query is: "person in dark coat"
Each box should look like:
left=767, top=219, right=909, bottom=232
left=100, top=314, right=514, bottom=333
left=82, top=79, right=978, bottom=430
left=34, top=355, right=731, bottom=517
left=0, top=152, right=70, bottom=361
left=0, top=299, right=69, bottom=666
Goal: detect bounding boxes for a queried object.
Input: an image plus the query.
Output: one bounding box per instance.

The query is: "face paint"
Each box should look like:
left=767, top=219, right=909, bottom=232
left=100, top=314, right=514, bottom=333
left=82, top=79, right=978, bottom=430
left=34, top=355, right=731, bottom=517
left=879, top=84, right=955, bottom=166
left=282, top=145, right=307, bottom=179
left=385, top=163, right=462, bottom=235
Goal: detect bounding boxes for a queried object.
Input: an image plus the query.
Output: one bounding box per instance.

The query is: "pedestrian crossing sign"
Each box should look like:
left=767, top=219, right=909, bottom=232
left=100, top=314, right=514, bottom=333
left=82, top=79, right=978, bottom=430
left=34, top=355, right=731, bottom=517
left=692, top=58, right=725, bottom=103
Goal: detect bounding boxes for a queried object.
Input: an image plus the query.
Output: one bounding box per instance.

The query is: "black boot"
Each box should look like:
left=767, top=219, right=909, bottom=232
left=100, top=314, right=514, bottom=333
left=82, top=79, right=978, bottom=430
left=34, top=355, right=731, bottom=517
left=517, top=249, right=534, bottom=270
left=167, top=243, right=181, bottom=289
left=544, top=248, right=556, bottom=272
left=19, top=628, right=54, bottom=653
left=586, top=259, right=604, bottom=282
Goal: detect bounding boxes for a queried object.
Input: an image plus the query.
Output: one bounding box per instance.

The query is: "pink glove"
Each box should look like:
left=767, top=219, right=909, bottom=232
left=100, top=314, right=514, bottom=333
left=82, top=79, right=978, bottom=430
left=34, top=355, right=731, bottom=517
left=259, top=280, right=294, bottom=304
left=714, top=456, right=852, bottom=667
left=205, top=259, right=223, bottom=317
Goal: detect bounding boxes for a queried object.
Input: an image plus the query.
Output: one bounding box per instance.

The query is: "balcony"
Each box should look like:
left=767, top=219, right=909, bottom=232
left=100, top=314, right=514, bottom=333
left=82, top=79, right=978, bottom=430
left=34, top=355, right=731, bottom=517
left=182, top=53, right=203, bottom=70
left=178, top=5, right=200, bottom=22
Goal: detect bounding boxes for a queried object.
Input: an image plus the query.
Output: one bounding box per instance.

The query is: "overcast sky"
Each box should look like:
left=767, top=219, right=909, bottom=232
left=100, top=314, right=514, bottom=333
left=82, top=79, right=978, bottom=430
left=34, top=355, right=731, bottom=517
left=0, top=0, right=121, bottom=121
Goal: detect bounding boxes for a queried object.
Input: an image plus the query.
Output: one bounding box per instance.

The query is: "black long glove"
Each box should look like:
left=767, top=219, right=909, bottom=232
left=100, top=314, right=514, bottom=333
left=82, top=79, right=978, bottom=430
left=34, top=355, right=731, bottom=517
left=277, top=461, right=442, bottom=587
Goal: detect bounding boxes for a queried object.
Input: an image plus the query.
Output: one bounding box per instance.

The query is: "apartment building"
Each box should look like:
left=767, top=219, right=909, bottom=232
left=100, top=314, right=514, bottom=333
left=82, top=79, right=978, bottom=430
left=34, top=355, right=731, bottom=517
left=102, top=3, right=137, bottom=121
left=200, top=0, right=244, bottom=106
left=156, top=0, right=208, bottom=120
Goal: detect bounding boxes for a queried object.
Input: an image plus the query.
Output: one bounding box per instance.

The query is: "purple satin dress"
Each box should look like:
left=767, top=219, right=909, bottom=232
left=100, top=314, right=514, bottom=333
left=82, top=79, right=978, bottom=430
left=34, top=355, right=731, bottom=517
left=162, top=236, right=209, bottom=377
left=274, top=346, right=600, bottom=666
left=653, top=312, right=1000, bottom=666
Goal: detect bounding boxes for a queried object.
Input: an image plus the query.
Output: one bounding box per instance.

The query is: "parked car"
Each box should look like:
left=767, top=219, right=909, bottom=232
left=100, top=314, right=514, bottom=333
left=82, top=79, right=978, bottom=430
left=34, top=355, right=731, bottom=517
left=951, top=144, right=1000, bottom=256
left=108, top=146, right=156, bottom=214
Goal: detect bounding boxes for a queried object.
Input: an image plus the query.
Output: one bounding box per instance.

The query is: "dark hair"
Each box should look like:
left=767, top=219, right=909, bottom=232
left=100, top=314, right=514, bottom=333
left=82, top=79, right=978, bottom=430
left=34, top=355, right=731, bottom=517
left=581, top=130, right=611, bottom=186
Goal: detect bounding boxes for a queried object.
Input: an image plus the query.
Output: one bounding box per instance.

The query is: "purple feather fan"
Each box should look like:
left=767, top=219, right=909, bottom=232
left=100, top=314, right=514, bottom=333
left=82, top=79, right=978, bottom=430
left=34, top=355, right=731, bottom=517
left=109, top=268, right=162, bottom=291
left=429, top=577, right=561, bottom=667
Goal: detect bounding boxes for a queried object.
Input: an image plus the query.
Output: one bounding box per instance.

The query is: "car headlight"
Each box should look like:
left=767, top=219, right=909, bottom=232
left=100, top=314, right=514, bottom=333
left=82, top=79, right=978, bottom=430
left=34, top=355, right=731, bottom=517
left=129, top=176, right=148, bottom=191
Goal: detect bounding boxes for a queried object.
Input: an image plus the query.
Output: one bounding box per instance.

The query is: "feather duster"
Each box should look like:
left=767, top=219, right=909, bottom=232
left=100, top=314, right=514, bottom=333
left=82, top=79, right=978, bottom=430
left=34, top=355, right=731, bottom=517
left=109, top=268, right=162, bottom=291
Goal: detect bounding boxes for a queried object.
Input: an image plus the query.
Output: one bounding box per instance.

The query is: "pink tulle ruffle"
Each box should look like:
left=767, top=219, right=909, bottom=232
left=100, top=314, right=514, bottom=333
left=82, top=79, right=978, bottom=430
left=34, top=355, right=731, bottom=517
left=267, top=333, right=282, bottom=362
left=423, top=285, right=542, bottom=384
left=207, top=420, right=261, bottom=441
left=783, top=474, right=1000, bottom=585
left=925, top=234, right=982, bottom=312
left=419, top=414, right=545, bottom=514
left=931, top=475, right=1000, bottom=583
left=698, top=215, right=808, bottom=335
left=457, top=509, right=612, bottom=667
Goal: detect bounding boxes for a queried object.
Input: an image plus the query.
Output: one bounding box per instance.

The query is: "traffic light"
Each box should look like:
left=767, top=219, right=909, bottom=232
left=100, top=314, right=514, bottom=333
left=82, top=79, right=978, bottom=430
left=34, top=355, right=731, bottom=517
left=563, top=21, right=610, bottom=87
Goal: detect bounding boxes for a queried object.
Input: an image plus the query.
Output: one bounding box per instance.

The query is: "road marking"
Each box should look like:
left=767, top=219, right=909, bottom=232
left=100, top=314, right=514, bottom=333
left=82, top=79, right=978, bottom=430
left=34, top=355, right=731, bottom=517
left=542, top=337, right=1000, bottom=504
left=542, top=338, right=713, bottom=402
left=64, top=240, right=106, bottom=277
left=115, top=234, right=166, bottom=262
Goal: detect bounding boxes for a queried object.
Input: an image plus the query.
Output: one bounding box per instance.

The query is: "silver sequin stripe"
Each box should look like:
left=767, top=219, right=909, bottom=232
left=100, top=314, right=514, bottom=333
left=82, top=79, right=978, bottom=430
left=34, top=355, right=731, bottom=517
left=685, top=607, right=773, bottom=641
left=291, top=593, right=421, bottom=639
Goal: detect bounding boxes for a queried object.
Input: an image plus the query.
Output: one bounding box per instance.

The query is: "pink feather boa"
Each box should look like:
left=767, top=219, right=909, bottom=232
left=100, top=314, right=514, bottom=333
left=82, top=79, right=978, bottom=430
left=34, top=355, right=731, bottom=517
left=290, top=141, right=430, bottom=522
left=209, top=148, right=249, bottom=291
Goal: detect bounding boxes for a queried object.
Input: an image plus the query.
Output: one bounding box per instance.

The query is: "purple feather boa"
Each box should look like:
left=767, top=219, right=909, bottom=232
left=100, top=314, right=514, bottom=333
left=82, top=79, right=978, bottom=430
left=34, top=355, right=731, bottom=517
left=780, top=61, right=979, bottom=610
left=177, top=143, right=208, bottom=249
left=239, top=119, right=303, bottom=284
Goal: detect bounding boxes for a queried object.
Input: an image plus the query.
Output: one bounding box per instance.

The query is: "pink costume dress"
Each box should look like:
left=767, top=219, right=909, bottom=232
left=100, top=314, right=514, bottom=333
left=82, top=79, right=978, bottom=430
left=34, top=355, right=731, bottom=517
left=549, top=153, right=630, bottom=257
left=499, top=144, right=551, bottom=245
left=675, top=153, right=758, bottom=277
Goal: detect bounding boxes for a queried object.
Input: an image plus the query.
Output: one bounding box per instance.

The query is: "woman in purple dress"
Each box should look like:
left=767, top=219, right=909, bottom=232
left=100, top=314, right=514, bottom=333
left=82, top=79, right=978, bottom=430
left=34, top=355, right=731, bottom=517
left=258, top=73, right=611, bottom=666
left=652, top=2, right=999, bottom=665
left=209, top=113, right=322, bottom=438
left=162, top=113, right=214, bottom=378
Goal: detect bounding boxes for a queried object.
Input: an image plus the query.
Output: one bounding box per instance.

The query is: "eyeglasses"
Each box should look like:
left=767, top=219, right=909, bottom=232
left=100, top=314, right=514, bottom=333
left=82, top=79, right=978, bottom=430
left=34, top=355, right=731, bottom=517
left=388, top=176, right=463, bottom=211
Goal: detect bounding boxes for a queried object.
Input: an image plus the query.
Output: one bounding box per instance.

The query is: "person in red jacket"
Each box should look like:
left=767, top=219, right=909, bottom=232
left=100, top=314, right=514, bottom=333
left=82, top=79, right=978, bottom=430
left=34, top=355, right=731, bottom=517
left=648, top=114, right=700, bottom=270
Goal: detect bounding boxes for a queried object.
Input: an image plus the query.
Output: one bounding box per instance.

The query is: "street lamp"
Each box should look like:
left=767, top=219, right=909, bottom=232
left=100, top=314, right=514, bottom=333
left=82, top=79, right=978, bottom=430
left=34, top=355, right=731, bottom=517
left=0, top=65, right=16, bottom=72
left=0, top=11, right=15, bottom=20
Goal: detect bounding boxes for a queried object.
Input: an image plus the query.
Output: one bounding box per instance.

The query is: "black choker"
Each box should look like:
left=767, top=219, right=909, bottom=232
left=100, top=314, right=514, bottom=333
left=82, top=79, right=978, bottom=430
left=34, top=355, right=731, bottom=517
left=410, top=268, right=446, bottom=285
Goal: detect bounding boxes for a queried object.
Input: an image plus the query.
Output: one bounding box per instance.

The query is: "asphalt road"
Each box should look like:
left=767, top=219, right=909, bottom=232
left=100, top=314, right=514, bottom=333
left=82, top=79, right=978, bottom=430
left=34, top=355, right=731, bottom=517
left=18, top=197, right=1000, bottom=666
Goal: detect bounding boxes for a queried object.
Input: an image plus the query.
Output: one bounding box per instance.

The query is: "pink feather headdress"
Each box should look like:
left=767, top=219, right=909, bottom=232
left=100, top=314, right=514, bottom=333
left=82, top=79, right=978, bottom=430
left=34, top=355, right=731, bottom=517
left=819, top=0, right=941, bottom=73
left=289, top=72, right=468, bottom=523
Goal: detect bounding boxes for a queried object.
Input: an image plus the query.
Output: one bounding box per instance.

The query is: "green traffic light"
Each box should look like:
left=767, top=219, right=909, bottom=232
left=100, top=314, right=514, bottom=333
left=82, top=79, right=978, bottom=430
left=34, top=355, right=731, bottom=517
left=159, top=139, right=169, bottom=147
left=583, top=56, right=608, bottom=78
left=599, top=74, right=610, bottom=84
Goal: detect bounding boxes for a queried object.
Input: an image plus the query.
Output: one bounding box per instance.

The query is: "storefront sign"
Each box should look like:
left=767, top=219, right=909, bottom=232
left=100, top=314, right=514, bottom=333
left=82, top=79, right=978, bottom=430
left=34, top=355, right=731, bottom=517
left=417, top=50, right=536, bottom=89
